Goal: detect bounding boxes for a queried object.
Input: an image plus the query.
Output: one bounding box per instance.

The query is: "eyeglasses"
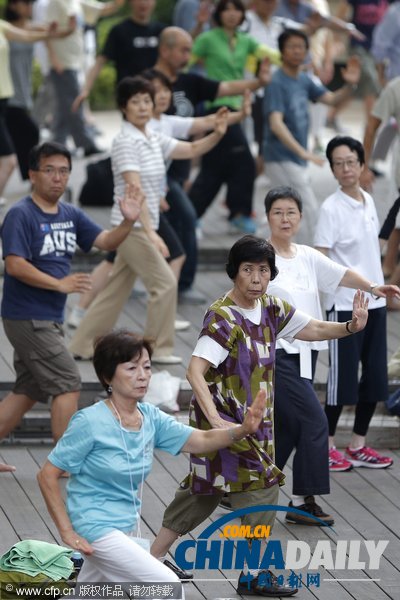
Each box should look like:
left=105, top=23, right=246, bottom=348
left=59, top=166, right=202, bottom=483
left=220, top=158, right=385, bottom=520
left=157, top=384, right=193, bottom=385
left=270, top=210, right=300, bottom=219
left=332, top=158, right=359, bottom=169
left=38, top=167, right=71, bottom=177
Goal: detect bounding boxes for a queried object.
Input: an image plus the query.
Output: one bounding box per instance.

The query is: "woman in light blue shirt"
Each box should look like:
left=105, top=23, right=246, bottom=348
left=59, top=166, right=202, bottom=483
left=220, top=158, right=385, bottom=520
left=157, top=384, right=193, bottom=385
left=37, top=329, right=266, bottom=589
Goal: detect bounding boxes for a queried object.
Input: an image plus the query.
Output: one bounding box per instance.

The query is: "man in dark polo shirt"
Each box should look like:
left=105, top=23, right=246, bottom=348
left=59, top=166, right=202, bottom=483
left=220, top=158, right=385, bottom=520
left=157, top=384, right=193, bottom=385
left=74, top=0, right=166, bottom=107
left=153, top=26, right=272, bottom=304
left=0, top=142, right=142, bottom=461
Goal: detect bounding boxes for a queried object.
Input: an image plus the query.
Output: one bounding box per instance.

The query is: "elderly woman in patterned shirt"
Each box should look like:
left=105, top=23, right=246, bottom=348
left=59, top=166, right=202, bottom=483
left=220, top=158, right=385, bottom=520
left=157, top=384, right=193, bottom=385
left=150, top=234, right=368, bottom=598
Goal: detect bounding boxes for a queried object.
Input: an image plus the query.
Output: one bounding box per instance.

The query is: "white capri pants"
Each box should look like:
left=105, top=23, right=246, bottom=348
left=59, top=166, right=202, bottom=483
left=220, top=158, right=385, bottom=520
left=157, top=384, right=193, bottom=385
left=77, top=530, right=183, bottom=598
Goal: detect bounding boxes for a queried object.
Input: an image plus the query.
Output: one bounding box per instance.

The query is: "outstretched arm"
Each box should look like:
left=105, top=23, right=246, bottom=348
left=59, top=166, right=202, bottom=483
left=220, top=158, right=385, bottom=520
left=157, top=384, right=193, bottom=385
left=170, top=107, right=228, bottom=159
left=93, top=183, right=144, bottom=251
left=295, top=290, right=369, bottom=340
left=182, top=389, right=267, bottom=454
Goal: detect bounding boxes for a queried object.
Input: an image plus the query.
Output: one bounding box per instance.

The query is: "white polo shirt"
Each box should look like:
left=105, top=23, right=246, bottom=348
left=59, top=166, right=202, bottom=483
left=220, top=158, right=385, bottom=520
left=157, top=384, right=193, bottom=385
left=314, top=187, right=385, bottom=311
left=111, top=120, right=177, bottom=229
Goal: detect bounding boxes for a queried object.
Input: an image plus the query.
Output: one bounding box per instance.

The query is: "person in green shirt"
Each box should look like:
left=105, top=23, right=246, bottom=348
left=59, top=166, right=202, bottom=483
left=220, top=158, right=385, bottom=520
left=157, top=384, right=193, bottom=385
left=188, top=0, right=280, bottom=235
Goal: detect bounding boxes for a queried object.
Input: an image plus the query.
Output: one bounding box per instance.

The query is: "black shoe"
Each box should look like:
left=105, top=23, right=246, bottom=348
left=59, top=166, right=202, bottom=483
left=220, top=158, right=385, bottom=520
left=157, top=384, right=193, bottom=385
left=84, top=145, right=104, bottom=157
left=237, top=570, right=298, bottom=597
left=369, top=166, right=384, bottom=177
left=219, top=494, right=233, bottom=511
left=163, top=559, right=193, bottom=581
left=285, top=496, right=334, bottom=526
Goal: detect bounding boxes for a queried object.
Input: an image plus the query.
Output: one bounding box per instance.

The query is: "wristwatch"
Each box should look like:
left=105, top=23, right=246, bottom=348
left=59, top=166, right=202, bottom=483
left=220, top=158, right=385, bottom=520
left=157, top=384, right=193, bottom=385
left=370, top=283, right=379, bottom=299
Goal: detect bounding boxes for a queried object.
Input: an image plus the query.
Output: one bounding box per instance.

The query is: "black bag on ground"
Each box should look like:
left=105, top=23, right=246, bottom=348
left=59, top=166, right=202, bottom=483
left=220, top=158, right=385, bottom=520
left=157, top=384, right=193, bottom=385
left=79, top=157, right=114, bottom=207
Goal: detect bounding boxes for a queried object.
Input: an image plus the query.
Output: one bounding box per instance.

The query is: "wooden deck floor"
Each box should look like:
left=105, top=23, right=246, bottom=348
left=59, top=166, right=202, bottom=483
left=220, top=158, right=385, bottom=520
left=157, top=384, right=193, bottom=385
left=1, top=443, right=400, bottom=599
left=1, top=102, right=400, bottom=598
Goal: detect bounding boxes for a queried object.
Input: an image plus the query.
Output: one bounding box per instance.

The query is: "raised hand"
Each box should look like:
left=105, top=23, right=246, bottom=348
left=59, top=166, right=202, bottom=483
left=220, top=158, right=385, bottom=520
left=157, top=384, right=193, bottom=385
left=349, top=290, right=369, bottom=333
left=242, top=389, right=267, bottom=435
left=258, top=58, right=272, bottom=87
left=240, top=89, right=252, bottom=120
left=119, top=182, right=144, bottom=224
left=214, top=106, right=229, bottom=137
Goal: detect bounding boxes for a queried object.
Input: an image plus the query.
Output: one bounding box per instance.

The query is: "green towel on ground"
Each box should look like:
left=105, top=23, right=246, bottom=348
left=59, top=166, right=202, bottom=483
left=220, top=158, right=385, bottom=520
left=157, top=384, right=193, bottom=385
left=0, top=540, right=73, bottom=581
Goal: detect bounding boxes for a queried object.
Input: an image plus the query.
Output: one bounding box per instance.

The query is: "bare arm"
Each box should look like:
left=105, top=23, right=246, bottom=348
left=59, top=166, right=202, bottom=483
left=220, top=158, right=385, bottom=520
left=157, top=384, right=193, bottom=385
left=217, top=59, right=272, bottom=97
left=188, top=90, right=251, bottom=135
left=360, top=114, right=382, bottom=189
left=99, top=0, right=125, bottom=17
left=118, top=172, right=169, bottom=257
left=182, top=388, right=267, bottom=454
left=72, top=55, right=108, bottom=111
left=295, top=289, right=369, bottom=340
left=319, top=56, right=361, bottom=106
left=3, top=20, right=74, bottom=43
left=37, top=462, right=93, bottom=554
left=5, top=256, right=92, bottom=294
left=170, top=108, right=228, bottom=159
left=186, top=356, right=232, bottom=429
left=269, top=112, right=325, bottom=166
left=93, top=183, right=144, bottom=251
left=340, top=269, right=400, bottom=299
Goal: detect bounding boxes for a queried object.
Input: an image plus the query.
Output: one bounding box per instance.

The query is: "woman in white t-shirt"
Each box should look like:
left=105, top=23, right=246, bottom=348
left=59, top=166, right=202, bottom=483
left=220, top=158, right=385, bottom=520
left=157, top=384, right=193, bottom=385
left=265, top=186, right=398, bottom=525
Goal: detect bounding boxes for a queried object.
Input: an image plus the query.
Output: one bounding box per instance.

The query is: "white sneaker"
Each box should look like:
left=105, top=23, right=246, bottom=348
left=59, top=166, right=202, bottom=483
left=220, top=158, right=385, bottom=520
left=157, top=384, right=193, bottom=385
left=175, top=319, right=191, bottom=331
left=152, top=355, right=182, bottom=365
left=0, top=197, right=7, bottom=206
left=67, top=307, right=86, bottom=329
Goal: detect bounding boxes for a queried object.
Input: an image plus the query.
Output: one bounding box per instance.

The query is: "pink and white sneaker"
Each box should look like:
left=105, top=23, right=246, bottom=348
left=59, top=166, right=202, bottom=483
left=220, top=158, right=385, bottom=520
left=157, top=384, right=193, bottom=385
left=329, top=447, right=353, bottom=472
left=345, top=446, right=393, bottom=469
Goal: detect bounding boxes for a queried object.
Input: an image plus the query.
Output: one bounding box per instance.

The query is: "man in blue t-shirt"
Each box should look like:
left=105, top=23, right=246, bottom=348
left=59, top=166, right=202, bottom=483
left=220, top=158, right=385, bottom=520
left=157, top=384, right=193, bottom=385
left=263, top=28, right=360, bottom=245
left=0, top=141, right=142, bottom=457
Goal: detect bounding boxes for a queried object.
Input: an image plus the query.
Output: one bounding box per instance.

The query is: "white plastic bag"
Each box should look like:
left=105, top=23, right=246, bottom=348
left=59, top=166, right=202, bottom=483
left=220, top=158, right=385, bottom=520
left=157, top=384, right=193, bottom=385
left=143, top=370, right=180, bottom=413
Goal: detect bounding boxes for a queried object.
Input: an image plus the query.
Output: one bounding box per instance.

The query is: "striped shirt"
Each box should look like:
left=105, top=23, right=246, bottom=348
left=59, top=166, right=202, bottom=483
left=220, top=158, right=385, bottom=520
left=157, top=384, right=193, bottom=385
left=111, top=120, right=178, bottom=229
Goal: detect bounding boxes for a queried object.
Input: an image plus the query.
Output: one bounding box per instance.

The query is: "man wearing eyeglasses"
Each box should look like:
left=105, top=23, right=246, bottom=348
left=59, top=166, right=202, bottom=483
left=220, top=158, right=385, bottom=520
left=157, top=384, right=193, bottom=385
left=263, top=28, right=361, bottom=245
left=0, top=141, right=143, bottom=462
left=314, top=135, right=393, bottom=471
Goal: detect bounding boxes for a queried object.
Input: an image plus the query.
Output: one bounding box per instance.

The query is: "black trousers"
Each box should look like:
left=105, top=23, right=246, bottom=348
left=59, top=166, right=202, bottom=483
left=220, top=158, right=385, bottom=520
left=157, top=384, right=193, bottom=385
left=6, top=106, right=39, bottom=180
left=274, top=350, right=330, bottom=497
left=189, top=116, right=255, bottom=220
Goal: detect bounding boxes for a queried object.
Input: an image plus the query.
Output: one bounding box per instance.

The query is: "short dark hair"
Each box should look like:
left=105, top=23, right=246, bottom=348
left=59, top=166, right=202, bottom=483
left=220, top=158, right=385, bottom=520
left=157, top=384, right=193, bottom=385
left=142, top=68, right=173, bottom=92
left=93, top=330, right=153, bottom=393
left=278, top=28, right=309, bottom=53
left=226, top=235, right=278, bottom=280
left=116, top=76, right=155, bottom=115
left=214, top=0, right=246, bottom=27
left=28, top=142, right=72, bottom=171
left=264, top=186, right=303, bottom=214
left=326, top=135, right=365, bottom=168
left=5, top=0, right=35, bottom=23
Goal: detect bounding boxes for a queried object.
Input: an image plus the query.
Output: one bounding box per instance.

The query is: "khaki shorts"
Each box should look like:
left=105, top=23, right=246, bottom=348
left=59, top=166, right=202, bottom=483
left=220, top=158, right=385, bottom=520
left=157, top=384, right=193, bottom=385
left=3, top=319, right=81, bottom=404
left=162, top=484, right=280, bottom=536
left=352, top=46, right=381, bottom=99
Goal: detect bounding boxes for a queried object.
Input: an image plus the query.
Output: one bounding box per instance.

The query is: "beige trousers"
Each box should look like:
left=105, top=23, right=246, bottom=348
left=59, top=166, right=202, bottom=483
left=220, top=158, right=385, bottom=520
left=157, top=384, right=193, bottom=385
left=68, top=229, right=177, bottom=358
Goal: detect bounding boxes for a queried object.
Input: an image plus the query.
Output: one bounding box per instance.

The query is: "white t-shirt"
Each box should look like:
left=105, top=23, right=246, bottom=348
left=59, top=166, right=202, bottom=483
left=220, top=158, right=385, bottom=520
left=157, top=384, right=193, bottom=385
left=268, top=244, right=347, bottom=353
left=193, top=300, right=311, bottom=367
left=372, top=77, right=400, bottom=189
left=314, top=187, right=385, bottom=311
left=0, top=21, right=13, bottom=99
left=148, top=114, right=194, bottom=139
left=46, top=0, right=104, bottom=69
left=111, top=121, right=177, bottom=229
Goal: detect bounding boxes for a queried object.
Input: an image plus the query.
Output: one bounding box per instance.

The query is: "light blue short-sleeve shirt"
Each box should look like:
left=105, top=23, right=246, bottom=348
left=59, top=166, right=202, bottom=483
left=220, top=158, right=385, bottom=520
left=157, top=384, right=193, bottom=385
left=48, top=401, right=193, bottom=543
left=263, top=69, right=326, bottom=165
